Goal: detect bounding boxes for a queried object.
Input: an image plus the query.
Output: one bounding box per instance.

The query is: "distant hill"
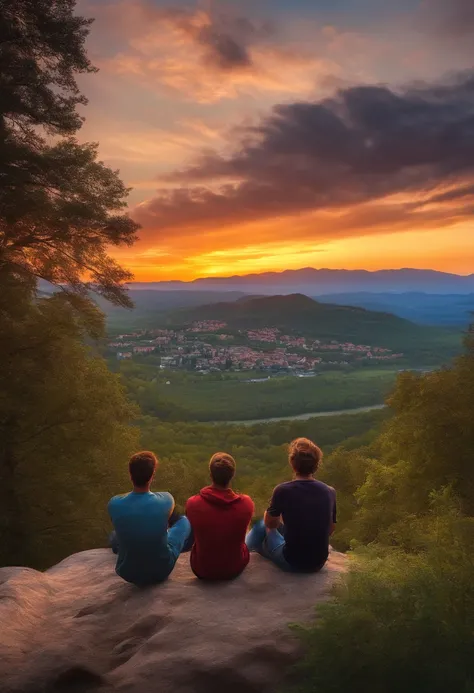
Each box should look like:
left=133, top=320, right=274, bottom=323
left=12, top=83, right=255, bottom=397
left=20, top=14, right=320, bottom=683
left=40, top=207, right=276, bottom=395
left=316, top=292, right=474, bottom=326
left=97, top=289, right=249, bottom=313
left=128, top=268, right=474, bottom=295
left=168, top=294, right=459, bottom=360
left=98, top=290, right=250, bottom=332
left=36, top=281, right=250, bottom=316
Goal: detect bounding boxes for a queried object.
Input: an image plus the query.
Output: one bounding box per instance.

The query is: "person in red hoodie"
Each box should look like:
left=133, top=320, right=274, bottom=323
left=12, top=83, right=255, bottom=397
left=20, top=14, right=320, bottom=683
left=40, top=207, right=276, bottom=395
left=185, top=452, right=254, bottom=580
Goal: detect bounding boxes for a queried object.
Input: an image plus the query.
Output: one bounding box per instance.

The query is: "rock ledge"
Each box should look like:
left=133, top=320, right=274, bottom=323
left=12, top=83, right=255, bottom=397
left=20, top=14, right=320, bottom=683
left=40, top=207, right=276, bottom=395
left=0, top=549, right=346, bottom=693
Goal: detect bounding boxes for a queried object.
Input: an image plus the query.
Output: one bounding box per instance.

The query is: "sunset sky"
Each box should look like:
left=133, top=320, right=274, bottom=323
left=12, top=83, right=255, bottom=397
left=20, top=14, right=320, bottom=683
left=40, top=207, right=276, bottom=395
left=77, top=0, right=474, bottom=280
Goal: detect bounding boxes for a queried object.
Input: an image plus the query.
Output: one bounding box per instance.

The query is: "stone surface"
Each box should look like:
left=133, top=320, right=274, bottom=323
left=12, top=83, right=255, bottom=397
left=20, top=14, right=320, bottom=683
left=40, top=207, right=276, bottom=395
left=0, top=549, right=346, bottom=693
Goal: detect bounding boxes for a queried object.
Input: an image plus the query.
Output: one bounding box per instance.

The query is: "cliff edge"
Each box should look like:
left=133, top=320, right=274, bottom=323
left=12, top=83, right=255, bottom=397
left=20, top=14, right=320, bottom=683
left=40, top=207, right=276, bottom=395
left=0, top=548, right=346, bottom=693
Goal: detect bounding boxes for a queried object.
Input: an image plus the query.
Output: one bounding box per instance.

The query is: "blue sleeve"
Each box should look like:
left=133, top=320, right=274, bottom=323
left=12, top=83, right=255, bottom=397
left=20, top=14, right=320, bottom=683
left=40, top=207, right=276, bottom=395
left=108, top=496, right=117, bottom=519
left=267, top=485, right=284, bottom=518
left=155, top=492, right=174, bottom=514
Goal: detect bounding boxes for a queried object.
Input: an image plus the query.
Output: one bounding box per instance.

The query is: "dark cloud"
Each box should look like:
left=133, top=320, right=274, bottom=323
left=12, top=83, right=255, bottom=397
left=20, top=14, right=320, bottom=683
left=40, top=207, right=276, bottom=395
left=423, top=0, right=474, bottom=37
left=165, top=9, right=273, bottom=72
left=198, top=27, right=251, bottom=70
left=136, top=72, right=474, bottom=234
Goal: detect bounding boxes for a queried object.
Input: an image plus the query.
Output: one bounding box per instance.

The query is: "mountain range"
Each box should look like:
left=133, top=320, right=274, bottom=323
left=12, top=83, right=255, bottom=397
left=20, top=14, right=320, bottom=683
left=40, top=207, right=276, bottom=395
left=128, top=268, right=474, bottom=295
left=317, top=293, right=474, bottom=326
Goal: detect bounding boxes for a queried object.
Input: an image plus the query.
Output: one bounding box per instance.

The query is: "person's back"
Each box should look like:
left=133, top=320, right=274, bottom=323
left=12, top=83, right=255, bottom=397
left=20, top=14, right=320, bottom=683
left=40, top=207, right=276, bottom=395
left=268, top=478, right=335, bottom=571
left=108, top=451, right=191, bottom=586
left=246, top=438, right=336, bottom=573
left=186, top=453, right=254, bottom=580
left=108, top=490, right=174, bottom=585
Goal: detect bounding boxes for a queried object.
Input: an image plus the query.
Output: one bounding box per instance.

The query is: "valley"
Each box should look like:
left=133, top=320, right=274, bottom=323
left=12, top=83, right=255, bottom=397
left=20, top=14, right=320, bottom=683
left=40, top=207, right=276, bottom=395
left=106, top=294, right=460, bottom=423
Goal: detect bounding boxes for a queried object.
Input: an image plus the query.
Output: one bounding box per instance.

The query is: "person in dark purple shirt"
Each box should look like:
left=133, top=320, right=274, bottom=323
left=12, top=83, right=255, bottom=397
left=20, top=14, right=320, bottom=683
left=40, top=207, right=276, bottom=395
left=246, top=437, right=336, bottom=572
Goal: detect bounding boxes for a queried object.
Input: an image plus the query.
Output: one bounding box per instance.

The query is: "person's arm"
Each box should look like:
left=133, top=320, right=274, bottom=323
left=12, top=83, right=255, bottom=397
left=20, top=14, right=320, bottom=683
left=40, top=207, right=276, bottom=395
left=264, top=486, right=283, bottom=530
left=264, top=510, right=281, bottom=530
left=330, top=492, right=337, bottom=536
left=169, top=497, right=176, bottom=518
left=164, top=493, right=177, bottom=526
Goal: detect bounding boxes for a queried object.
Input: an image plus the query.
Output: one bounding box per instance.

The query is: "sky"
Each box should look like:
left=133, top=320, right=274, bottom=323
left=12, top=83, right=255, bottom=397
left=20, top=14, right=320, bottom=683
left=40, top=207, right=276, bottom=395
left=76, top=0, right=474, bottom=280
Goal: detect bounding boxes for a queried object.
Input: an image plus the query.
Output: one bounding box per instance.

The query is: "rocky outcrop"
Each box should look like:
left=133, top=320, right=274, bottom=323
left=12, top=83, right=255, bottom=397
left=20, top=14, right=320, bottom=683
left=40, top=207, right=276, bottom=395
left=0, top=549, right=346, bottom=693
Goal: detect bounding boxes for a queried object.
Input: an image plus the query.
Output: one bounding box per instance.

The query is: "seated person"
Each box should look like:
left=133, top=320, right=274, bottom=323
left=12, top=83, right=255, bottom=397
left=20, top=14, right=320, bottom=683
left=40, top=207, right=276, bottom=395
left=186, top=452, right=254, bottom=580
left=246, top=438, right=336, bottom=573
left=108, top=451, right=191, bottom=586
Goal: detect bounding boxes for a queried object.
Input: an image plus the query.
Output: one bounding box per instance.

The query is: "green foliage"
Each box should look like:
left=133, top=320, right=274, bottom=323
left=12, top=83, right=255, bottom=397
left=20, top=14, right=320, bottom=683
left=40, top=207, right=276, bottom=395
left=121, top=362, right=395, bottom=422
left=290, top=520, right=474, bottom=693
left=0, top=276, right=139, bottom=569
left=0, top=0, right=94, bottom=134
left=339, top=344, right=474, bottom=548
left=0, top=0, right=139, bottom=306
left=317, top=446, right=374, bottom=551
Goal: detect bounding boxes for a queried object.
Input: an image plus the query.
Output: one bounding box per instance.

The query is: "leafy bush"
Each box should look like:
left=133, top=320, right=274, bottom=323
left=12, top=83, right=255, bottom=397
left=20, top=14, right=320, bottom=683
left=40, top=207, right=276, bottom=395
left=290, top=518, right=474, bottom=693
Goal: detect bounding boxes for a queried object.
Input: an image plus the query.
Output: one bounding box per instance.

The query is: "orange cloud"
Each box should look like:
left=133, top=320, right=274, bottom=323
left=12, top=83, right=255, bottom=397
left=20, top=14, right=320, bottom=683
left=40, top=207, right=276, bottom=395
left=113, top=220, right=474, bottom=281
left=112, top=185, right=474, bottom=281
left=87, top=0, right=338, bottom=102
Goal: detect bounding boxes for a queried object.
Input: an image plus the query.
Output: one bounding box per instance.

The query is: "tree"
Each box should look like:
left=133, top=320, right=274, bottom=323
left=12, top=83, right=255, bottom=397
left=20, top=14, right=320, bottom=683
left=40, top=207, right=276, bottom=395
left=333, top=328, right=474, bottom=549
left=0, top=273, right=140, bottom=568
left=0, top=0, right=139, bottom=306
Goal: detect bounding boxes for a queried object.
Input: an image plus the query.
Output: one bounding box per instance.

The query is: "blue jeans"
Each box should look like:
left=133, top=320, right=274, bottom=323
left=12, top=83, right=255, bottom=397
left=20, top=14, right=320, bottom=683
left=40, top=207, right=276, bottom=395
left=245, top=520, right=293, bottom=572
left=109, top=515, right=193, bottom=560
left=167, top=516, right=193, bottom=560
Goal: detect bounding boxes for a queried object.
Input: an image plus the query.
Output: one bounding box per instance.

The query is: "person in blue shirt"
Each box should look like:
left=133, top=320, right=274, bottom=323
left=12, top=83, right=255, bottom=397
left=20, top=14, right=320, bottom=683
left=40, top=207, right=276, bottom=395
left=246, top=438, right=336, bottom=572
left=108, top=451, right=191, bottom=586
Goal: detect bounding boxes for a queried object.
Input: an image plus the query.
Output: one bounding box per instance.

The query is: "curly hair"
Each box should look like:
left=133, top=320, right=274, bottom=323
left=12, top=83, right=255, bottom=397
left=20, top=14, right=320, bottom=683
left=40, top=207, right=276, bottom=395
left=288, top=438, right=322, bottom=475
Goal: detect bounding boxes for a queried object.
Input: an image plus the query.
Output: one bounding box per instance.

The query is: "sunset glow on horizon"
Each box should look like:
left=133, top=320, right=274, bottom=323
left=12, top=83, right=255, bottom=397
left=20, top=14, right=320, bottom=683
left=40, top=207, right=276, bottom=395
left=78, top=0, right=474, bottom=281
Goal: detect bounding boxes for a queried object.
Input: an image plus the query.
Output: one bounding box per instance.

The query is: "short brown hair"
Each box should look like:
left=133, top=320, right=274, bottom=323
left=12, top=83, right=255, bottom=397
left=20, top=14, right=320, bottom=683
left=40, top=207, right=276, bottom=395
left=129, top=451, right=158, bottom=487
left=288, top=438, right=322, bottom=475
left=209, top=452, right=236, bottom=487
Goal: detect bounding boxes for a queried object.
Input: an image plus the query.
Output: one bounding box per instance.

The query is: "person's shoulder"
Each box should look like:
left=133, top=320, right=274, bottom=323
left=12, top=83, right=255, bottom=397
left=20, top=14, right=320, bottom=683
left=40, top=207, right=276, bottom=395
left=239, top=493, right=255, bottom=509
left=108, top=492, right=129, bottom=506
left=185, top=493, right=201, bottom=508
left=108, top=493, right=129, bottom=513
left=314, top=479, right=336, bottom=495
left=271, top=481, right=293, bottom=495
left=153, top=491, right=174, bottom=505
left=275, top=480, right=294, bottom=490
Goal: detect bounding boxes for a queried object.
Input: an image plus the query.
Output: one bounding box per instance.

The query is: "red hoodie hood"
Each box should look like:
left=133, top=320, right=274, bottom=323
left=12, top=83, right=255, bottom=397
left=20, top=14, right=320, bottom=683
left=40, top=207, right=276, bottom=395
left=199, top=486, right=243, bottom=506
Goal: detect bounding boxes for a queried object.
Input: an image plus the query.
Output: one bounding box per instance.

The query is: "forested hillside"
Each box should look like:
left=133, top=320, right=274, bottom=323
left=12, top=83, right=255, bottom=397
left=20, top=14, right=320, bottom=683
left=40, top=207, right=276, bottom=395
left=119, top=362, right=395, bottom=421
left=98, top=290, right=250, bottom=331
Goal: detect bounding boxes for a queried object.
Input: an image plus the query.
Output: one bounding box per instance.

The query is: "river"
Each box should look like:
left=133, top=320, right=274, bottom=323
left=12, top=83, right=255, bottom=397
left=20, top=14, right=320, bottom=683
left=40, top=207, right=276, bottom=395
left=220, top=403, right=387, bottom=426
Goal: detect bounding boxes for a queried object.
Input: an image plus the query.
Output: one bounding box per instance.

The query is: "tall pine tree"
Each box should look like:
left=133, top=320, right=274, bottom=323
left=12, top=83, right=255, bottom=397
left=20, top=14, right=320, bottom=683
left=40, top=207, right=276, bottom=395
left=0, top=0, right=139, bottom=306
left=0, top=1, right=143, bottom=567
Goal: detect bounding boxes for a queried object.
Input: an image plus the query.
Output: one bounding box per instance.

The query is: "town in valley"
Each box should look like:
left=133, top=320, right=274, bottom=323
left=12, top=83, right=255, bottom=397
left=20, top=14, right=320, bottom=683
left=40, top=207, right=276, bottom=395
left=107, top=321, right=404, bottom=376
